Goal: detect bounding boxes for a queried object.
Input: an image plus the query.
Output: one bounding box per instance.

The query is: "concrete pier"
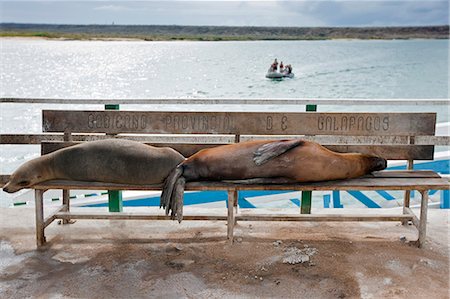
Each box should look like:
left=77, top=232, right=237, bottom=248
left=1, top=207, right=448, bottom=298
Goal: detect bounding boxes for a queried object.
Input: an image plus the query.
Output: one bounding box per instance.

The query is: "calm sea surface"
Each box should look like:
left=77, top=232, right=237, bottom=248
left=1, top=39, right=448, bottom=99
left=0, top=39, right=448, bottom=206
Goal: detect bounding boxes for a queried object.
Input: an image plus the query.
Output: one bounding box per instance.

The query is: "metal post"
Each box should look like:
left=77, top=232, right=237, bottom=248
left=105, top=104, right=123, bottom=212
left=301, top=104, right=317, bottom=214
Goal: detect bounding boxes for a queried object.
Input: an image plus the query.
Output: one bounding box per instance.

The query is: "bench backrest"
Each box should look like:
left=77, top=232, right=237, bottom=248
left=42, top=110, right=436, bottom=160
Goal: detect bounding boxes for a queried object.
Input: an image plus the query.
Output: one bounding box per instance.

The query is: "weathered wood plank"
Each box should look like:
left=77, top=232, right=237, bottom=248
left=42, top=110, right=436, bottom=136
left=184, top=178, right=449, bottom=191
left=0, top=171, right=441, bottom=189
left=27, top=176, right=449, bottom=191
left=39, top=141, right=434, bottom=160
left=417, top=190, right=429, bottom=248
left=2, top=97, right=449, bottom=106
left=2, top=134, right=448, bottom=146
left=53, top=211, right=412, bottom=222
left=368, top=171, right=441, bottom=178
left=35, top=190, right=46, bottom=247
left=227, top=191, right=236, bottom=243
left=43, top=205, right=66, bottom=228
left=55, top=212, right=228, bottom=221
left=325, top=145, right=434, bottom=160
left=2, top=171, right=440, bottom=188
left=235, top=214, right=413, bottom=222
left=0, top=133, right=235, bottom=144
left=403, top=207, right=420, bottom=228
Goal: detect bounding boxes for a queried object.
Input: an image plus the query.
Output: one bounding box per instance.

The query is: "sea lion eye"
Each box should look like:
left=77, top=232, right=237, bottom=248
left=18, top=180, right=30, bottom=186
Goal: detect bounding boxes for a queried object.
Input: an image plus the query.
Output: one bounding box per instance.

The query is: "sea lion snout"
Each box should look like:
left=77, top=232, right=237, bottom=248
left=2, top=178, right=30, bottom=193
left=2, top=177, right=31, bottom=193
left=366, top=156, right=387, bottom=172
left=2, top=183, right=13, bottom=193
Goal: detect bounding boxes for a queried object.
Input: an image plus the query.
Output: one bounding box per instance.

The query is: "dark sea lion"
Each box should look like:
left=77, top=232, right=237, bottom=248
left=3, top=139, right=185, bottom=193
left=161, top=139, right=387, bottom=221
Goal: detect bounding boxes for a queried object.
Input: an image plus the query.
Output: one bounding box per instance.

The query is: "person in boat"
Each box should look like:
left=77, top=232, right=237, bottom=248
left=279, top=61, right=284, bottom=73
left=285, top=64, right=292, bottom=74
left=270, top=59, right=278, bottom=72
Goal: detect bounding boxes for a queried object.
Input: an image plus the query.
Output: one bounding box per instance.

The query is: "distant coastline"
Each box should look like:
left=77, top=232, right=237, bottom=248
left=1, top=23, right=448, bottom=41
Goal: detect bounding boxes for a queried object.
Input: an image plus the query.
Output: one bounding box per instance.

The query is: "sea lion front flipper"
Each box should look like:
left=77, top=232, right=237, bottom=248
left=253, top=139, right=304, bottom=166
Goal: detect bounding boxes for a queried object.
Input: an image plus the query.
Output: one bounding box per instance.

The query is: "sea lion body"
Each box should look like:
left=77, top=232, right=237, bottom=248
left=184, top=139, right=384, bottom=182
left=3, top=139, right=185, bottom=193
left=161, top=139, right=387, bottom=221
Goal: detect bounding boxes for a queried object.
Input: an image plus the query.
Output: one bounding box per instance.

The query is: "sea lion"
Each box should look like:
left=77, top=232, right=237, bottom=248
left=2, top=139, right=185, bottom=193
left=161, top=139, right=387, bottom=221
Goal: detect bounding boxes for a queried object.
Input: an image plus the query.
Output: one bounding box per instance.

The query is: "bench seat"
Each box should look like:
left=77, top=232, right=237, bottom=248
left=32, top=170, right=448, bottom=191
left=31, top=170, right=448, bottom=248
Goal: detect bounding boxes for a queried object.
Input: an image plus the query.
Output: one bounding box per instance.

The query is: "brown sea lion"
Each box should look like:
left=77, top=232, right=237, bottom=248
left=161, top=139, right=387, bottom=221
left=2, top=139, right=185, bottom=193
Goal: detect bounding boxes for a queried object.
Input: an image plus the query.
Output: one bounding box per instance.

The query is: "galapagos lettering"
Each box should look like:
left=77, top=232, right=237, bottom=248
left=317, top=116, right=389, bottom=132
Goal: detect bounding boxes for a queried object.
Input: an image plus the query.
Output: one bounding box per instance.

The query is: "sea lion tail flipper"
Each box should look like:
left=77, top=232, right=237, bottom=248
left=172, top=176, right=185, bottom=223
left=253, top=139, right=304, bottom=166
left=160, top=164, right=184, bottom=211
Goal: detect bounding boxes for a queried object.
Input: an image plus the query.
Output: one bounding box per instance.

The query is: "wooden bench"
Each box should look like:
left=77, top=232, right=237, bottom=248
left=3, top=109, right=450, bottom=248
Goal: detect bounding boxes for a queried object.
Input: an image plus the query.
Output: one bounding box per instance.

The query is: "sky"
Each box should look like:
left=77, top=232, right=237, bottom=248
left=0, top=1, right=448, bottom=27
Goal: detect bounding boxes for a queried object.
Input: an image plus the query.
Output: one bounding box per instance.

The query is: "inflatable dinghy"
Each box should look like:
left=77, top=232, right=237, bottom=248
left=265, top=71, right=294, bottom=79
left=265, top=72, right=283, bottom=79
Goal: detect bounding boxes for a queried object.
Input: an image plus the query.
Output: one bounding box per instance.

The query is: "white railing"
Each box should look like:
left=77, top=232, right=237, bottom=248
left=1, top=97, right=449, bottom=106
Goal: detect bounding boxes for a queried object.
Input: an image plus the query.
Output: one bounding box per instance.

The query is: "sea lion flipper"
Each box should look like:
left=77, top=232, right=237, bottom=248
left=160, top=164, right=184, bottom=212
left=174, top=177, right=185, bottom=223
left=161, top=164, right=186, bottom=221
left=253, top=139, right=304, bottom=166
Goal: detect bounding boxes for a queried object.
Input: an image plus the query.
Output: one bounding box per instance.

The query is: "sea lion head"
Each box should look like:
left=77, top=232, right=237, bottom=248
left=362, top=155, right=387, bottom=173
left=3, top=157, right=51, bottom=193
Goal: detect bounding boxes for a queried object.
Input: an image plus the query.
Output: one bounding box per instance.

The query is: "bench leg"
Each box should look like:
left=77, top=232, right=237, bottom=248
left=233, top=190, right=238, bottom=225
left=227, top=190, right=236, bottom=244
left=62, top=189, right=70, bottom=224
left=35, top=190, right=46, bottom=248
left=402, top=190, right=412, bottom=225
left=417, top=190, right=429, bottom=248
left=233, top=190, right=238, bottom=213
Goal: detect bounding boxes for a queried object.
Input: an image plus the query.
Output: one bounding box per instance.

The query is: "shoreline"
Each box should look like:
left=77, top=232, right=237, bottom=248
left=1, top=35, right=448, bottom=42
left=1, top=24, right=448, bottom=42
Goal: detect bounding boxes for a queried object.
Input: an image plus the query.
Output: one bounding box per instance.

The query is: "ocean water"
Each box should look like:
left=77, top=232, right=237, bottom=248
left=0, top=39, right=448, bottom=206
left=1, top=39, right=448, bottom=99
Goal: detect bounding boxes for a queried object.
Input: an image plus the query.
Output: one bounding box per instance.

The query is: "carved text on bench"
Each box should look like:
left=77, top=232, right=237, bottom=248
left=318, top=116, right=390, bottom=132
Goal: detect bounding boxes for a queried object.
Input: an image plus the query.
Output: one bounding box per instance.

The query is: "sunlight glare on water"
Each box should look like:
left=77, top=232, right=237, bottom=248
left=1, top=39, right=448, bottom=99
